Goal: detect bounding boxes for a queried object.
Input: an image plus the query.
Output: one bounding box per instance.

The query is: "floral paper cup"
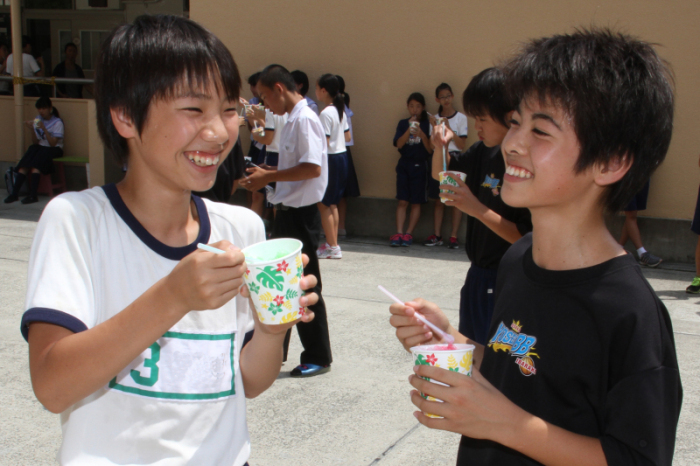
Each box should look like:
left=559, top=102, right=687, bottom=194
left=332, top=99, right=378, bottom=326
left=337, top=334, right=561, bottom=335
left=438, top=171, right=466, bottom=204
left=242, top=238, right=304, bottom=325
left=410, top=343, right=474, bottom=418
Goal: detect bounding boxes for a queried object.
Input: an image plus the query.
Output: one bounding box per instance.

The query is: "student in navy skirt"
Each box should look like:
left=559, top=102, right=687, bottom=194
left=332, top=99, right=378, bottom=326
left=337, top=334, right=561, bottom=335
left=336, top=75, right=360, bottom=238
left=5, top=97, right=64, bottom=205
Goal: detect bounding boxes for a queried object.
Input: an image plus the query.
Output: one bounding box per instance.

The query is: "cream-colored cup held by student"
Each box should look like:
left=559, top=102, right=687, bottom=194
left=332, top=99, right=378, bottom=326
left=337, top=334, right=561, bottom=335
left=410, top=343, right=475, bottom=418
left=438, top=171, right=467, bottom=204
left=242, top=238, right=305, bottom=325
left=409, top=121, right=419, bottom=134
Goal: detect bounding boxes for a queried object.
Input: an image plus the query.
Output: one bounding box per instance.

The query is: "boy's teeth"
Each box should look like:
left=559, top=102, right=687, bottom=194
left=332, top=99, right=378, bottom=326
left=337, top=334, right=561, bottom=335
left=188, top=154, right=220, bottom=167
left=507, top=164, right=533, bottom=179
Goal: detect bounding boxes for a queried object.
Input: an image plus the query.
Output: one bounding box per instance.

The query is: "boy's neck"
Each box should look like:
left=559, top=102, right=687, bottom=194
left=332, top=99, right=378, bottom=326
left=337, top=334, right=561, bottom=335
left=116, top=168, right=200, bottom=248
left=284, top=91, right=303, bottom=114
left=529, top=206, right=626, bottom=271
left=440, top=105, right=454, bottom=116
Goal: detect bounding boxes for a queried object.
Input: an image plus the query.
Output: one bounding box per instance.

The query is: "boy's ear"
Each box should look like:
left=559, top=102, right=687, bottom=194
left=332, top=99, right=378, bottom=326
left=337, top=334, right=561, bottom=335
left=110, top=107, right=138, bottom=139
left=595, top=153, right=632, bottom=187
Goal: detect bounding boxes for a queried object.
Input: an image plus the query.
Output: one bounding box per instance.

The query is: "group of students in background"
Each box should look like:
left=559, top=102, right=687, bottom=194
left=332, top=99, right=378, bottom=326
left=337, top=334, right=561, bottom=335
left=392, top=83, right=469, bottom=249
left=0, top=36, right=90, bottom=98
left=242, top=69, right=360, bottom=260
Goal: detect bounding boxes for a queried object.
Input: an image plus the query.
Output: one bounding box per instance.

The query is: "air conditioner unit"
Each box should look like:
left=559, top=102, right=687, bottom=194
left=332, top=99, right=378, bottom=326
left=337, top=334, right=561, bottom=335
left=76, top=0, right=120, bottom=9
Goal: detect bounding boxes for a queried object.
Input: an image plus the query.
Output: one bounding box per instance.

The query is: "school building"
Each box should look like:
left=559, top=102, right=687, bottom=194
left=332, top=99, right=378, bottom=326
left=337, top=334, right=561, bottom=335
left=2, top=0, right=700, bottom=261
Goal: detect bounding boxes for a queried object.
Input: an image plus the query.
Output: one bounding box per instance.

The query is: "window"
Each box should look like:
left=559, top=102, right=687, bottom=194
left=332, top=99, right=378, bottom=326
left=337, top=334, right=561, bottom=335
left=80, top=30, right=109, bottom=71
left=25, top=0, right=72, bottom=9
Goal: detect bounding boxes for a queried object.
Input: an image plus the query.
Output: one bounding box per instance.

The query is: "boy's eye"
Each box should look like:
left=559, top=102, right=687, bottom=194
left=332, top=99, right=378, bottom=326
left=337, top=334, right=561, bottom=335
left=183, top=107, right=203, bottom=113
left=533, top=128, right=549, bottom=136
left=509, top=118, right=520, bottom=126
left=224, top=107, right=238, bottom=113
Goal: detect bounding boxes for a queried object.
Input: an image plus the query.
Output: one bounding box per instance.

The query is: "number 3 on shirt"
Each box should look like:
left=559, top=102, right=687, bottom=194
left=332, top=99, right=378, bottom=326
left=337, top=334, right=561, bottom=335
left=130, top=342, right=160, bottom=387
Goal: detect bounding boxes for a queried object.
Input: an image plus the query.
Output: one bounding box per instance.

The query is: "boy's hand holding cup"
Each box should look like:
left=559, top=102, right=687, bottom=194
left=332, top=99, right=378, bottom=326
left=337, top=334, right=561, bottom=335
left=167, top=240, right=247, bottom=315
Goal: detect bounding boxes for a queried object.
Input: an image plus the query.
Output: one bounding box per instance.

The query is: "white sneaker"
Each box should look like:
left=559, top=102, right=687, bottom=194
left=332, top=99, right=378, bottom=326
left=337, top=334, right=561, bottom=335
left=328, top=245, right=342, bottom=259
left=316, top=242, right=330, bottom=256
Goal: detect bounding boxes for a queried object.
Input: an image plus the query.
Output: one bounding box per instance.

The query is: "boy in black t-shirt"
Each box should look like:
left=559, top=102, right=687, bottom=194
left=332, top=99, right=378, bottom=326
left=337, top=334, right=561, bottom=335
left=431, top=68, right=531, bottom=345
left=390, top=29, right=682, bottom=465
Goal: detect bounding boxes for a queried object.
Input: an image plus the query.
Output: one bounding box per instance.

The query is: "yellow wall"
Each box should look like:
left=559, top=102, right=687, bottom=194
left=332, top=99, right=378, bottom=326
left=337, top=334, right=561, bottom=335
left=193, top=0, right=700, bottom=220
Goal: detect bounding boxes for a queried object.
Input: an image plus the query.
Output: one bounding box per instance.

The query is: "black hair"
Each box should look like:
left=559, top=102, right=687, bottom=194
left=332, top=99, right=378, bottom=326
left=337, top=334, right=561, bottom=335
left=503, top=28, right=674, bottom=213
left=407, top=92, right=428, bottom=123
left=35, top=96, right=59, bottom=117
left=435, top=82, right=453, bottom=115
left=290, top=70, right=309, bottom=96
left=258, top=64, right=296, bottom=92
left=462, top=67, right=512, bottom=127
left=64, top=42, right=77, bottom=53
left=22, top=35, right=31, bottom=49
left=336, top=74, right=350, bottom=108
left=94, top=14, right=241, bottom=165
left=247, top=71, right=261, bottom=87
left=317, top=73, right=344, bottom=122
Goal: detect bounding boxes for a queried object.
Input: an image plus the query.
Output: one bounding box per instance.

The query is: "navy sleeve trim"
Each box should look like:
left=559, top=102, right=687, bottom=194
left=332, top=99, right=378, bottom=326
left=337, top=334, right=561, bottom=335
left=242, top=330, right=254, bottom=349
left=21, top=308, right=88, bottom=342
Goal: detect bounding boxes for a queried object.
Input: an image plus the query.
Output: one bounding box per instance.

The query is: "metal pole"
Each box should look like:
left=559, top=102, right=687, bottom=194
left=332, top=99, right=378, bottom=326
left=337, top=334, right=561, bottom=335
left=10, top=0, right=24, bottom=162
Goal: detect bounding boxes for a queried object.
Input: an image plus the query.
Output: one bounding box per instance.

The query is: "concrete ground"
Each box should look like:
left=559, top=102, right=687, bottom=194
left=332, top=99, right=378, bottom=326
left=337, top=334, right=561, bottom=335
left=1, top=193, right=698, bottom=465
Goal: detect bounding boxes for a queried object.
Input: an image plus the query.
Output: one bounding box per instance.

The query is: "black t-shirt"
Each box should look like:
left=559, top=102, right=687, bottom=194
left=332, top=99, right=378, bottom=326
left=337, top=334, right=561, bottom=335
left=393, top=117, right=431, bottom=161
left=449, top=141, right=531, bottom=269
left=457, top=234, right=683, bottom=465
left=52, top=61, right=86, bottom=98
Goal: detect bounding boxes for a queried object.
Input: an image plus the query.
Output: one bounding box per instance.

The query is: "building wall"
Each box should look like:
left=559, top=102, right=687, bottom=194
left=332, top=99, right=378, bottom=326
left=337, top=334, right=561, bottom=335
left=192, top=0, right=700, bottom=221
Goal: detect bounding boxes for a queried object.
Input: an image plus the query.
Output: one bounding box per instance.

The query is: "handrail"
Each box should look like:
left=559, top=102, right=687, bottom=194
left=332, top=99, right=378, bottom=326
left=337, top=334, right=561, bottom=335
left=0, top=75, right=94, bottom=84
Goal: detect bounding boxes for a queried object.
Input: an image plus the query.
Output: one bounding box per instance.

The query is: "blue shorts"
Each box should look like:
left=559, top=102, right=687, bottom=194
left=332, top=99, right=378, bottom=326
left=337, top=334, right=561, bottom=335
left=624, top=180, right=650, bottom=211
left=692, top=185, right=700, bottom=235
left=396, top=158, right=428, bottom=204
left=458, top=265, right=498, bottom=346
left=322, top=152, right=348, bottom=206
left=265, top=150, right=279, bottom=168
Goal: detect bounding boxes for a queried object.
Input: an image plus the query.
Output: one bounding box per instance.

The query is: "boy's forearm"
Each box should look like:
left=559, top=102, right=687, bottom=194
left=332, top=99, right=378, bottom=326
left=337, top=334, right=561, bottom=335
left=432, top=147, right=452, bottom=180
left=499, top=413, right=607, bottom=466
left=28, top=277, right=188, bottom=413
left=239, top=330, right=286, bottom=398
left=267, top=163, right=321, bottom=183
left=471, top=205, right=523, bottom=244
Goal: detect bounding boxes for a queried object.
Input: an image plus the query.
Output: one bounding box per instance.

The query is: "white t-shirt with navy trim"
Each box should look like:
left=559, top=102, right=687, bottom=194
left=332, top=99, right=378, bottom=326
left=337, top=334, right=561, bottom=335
left=21, top=185, right=264, bottom=466
left=441, top=111, right=468, bottom=153
left=319, top=106, right=349, bottom=155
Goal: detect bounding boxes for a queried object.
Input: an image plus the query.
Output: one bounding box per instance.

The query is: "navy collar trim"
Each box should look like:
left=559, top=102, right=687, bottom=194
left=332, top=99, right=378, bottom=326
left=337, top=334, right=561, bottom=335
left=101, top=183, right=211, bottom=261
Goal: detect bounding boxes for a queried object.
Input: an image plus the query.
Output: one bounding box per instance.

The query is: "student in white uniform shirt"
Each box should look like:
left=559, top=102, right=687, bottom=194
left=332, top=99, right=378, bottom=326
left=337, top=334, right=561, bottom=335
left=291, top=69, right=320, bottom=115
left=20, top=16, right=319, bottom=466
left=243, top=64, right=332, bottom=378
left=425, top=82, right=469, bottom=249
left=5, top=35, right=43, bottom=96
left=315, top=74, right=351, bottom=259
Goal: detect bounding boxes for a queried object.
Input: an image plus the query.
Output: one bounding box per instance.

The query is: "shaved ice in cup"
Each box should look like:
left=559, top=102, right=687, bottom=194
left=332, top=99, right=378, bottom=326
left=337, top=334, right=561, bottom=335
left=409, top=121, right=419, bottom=134
left=252, top=126, right=266, bottom=138
left=242, top=238, right=304, bottom=325
left=438, top=171, right=466, bottom=204
left=410, top=343, right=474, bottom=418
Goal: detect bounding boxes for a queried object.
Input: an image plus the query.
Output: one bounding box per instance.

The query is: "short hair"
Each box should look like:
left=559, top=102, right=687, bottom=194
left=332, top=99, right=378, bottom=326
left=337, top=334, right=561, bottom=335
left=462, top=68, right=512, bottom=127
left=259, top=64, right=296, bottom=92
left=290, top=70, right=309, bottom=96
left=35, top=96, right=52, bottom=109
left=64, top=42, right=77, bottom=53
left=94, top=14, right=241, bottom=165
left=247, top=71, right=261, bottom=87
left=503, top=28, right=674, bottom=213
